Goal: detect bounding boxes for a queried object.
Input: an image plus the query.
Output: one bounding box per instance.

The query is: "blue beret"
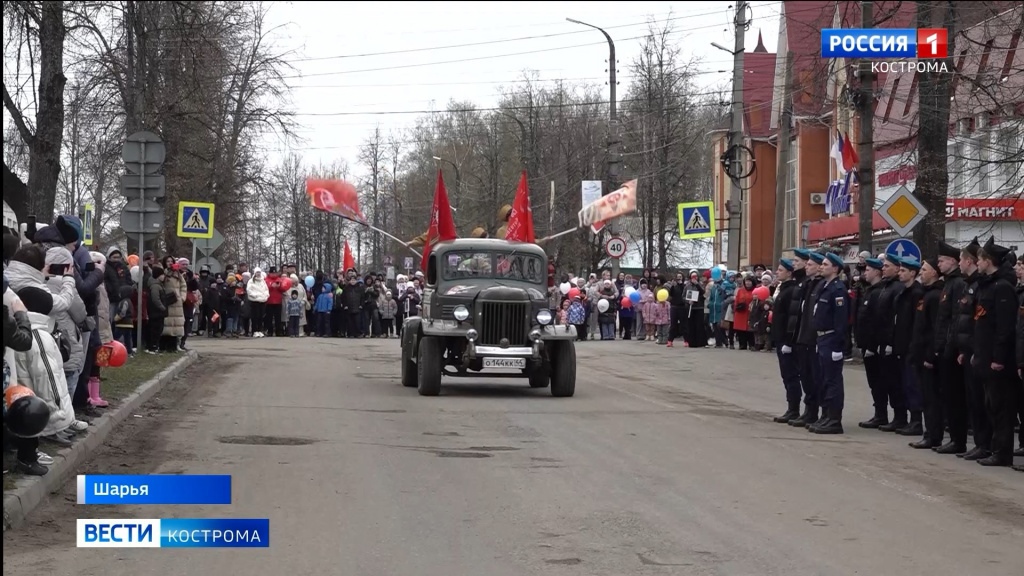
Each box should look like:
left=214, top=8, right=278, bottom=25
left=824, top=252, right=845, bottom=268
left=793, top=248, right=811, bottom=260
left=808, top=251, right=825, bottom=264
left=884, top=253, right=902, bottom=266
left=899, top=256, right=921, bottom=271
left=865, top=257, right=883, bottom=270
left=779, top=258, right=794, bottom=272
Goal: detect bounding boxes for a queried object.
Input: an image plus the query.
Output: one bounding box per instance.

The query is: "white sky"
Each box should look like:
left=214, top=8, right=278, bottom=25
left=264, top=0, right=781, bottom=174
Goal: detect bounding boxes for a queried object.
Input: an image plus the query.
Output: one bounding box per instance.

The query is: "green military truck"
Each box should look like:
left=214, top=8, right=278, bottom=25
left=400, top=238, right=577, bottom=397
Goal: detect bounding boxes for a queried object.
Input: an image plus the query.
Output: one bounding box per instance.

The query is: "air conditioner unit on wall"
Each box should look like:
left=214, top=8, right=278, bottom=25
left=810, top=193, right=826, bottom=205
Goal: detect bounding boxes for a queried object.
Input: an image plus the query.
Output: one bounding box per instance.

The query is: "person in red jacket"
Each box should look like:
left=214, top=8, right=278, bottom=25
left=264, top=267, right=285, bottom=336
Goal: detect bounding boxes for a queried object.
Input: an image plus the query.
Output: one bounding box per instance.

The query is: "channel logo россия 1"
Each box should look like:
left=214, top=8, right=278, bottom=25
left=821, top=28, right=950, bottom=74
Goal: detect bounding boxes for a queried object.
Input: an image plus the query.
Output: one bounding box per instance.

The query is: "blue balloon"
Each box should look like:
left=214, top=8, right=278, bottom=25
left=304, top=275, right=314, bottom=289
left=629, top=290, right=641, bottom=304
left=710, top=268, right=722, bottom=281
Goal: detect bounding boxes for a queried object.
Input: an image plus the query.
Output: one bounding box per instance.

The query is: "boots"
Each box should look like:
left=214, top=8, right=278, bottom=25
left=878, top=410, right=908, bottom=432
left=896, top=413, right=923, bottom=436
left=788, top=406, right=818, bottom=427
left=858, top=407, right=889, bottom=429
left=87, top=377, right=109, bottom=408
left=773, top=401, right=801, bottom=424
left=812, top=408, right=844, bottom=434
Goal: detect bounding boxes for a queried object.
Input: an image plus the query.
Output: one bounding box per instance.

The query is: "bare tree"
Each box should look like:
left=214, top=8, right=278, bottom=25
left=2, top=0, right=68, bottom=221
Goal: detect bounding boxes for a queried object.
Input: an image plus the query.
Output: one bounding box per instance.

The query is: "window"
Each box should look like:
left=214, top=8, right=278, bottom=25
left=783, top=144, right=798, bottom=249
left=950, top=140, right=968, bottom=196
left=976, top=132, right=991, bottom=196
left=998, top=125, right=1022, bottom=187
left=441, top=251, right=544, bottom=283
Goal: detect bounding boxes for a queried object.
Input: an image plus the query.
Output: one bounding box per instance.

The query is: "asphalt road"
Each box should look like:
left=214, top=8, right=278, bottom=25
left=4, top=336, right=1022, bottom=576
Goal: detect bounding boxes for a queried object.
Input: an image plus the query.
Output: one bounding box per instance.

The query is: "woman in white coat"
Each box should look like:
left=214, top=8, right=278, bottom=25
left=246, top=268, right=270, bottom=338
left=5, top=245, right=78, bottom=459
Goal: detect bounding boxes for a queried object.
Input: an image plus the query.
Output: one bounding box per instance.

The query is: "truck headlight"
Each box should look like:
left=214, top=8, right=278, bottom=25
left=536, top=309, right=552, bottom=326
left=453, top=305, right=470, bottom=322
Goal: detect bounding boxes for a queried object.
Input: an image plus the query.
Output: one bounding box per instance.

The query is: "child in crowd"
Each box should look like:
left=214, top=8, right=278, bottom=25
left=558, top=299, right=570, bottom=326
left=650, top=294, right=671, bottom=345
left=567, top=295, right=587, bottom=342
left=380, top=290, right=398, bottom=337
left=287, top=290, right=304, bottom=337
left=640, top=287, right=656, bottom=341
left=314, top=283, right=333, bottom=337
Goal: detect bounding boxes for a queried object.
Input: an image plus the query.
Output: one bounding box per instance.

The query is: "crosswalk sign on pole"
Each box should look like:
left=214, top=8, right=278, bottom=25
left=177, top=201, right=216, bottom=239
left=677, top=201, right=715, bottom=239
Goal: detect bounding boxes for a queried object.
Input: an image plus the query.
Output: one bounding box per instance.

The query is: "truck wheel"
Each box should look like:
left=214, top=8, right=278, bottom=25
left=417, top=336, right=443, bottom=396
left=527, top=361, right=550, bottom=388
left=400, top=333, right=417, bottom=388
left=549, top=341, right=576, bottom=398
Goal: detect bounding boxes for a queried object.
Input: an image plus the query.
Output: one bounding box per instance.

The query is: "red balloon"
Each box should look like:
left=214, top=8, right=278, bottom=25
left=567, top=287, right=580, bottom=299
left=753, top=286, right=770, bottom=300
left=280, top=277, right=293, bottom=292
left=620, top=296, right=632, bottom=308
left=98, top=341, right=129, bottom=368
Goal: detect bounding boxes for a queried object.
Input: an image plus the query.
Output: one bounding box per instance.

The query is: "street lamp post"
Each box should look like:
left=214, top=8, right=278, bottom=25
left=567, top=17, right=622, bottom=278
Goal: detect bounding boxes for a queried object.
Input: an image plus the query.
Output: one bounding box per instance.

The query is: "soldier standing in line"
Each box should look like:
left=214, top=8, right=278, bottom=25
left=892, top=257, right=925, bottom=437
left=770, top=258, right=802, bottom=423
left=855, top=258, right=889, bottom=428
left=908, top=257, right=944, bottom=449
left=932, top=242, right=969, bottom=455
left=809, top=252, right=849, bottom=434
left=787, top=250, right=822, bottom=428
left=875, top=254, right=908, bottom=432
left=954, top=237, right=993, bottom=461
left=969, top=237, right=1019, bottom=467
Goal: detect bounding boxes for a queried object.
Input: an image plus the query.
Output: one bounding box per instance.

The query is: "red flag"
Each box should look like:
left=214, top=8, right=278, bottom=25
left=307, top=178, right=367, bottom=223
left=841, top=132, right=860, bottom=173
left=421, top=170, right=458, bottom=273
left=342, top=240, right=355, bottom=272
left=505, top=171, right=536, bottom=243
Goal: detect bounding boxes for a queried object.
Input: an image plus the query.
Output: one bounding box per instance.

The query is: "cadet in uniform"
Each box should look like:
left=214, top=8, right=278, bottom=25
left=771, top=258, right=802, bottom=423
left=789, top=250, right=824, bottom=428
left=970, top=237, right=1019, bottom=467
left=932, top=241, right=969, bottom=454
left=875, top=254, right=908, bottom=432
left=954, top=237, right=992, bottom=461
left=892, top=257, right=925, bottom=437
left=810, top=251, right=849, bottom=434
left=855, top=257, right=889, bottom=427
left=908, top=257, right=944, bottom=449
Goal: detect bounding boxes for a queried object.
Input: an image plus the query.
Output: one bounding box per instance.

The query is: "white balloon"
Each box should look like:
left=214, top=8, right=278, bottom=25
left=129, top=265, right=140, bottom=284
left=597, top=298, right=610, bottom=313
left=718, top=264, right=728, bottom=271
left=559, top=282, right=571, bottom=295
left=624, top=286, right=636, bottom=296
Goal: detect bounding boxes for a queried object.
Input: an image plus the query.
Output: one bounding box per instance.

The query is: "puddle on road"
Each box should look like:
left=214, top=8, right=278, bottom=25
left=431, top=450, right=491, bottom=458
left=217, top=435, right=318, bottom=446
left=466, top=446, right=519, bottom=452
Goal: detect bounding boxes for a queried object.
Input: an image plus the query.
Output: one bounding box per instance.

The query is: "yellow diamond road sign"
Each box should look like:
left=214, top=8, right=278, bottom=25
left=878, top=185, right=927, bottom=238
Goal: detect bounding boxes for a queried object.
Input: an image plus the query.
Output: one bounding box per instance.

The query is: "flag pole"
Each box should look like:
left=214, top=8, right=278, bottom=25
left=329, top=212, right=422, bottom=258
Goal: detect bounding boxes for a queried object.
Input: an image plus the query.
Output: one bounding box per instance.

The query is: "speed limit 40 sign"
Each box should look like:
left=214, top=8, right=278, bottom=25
left=605, top=236, right=627, bottom=258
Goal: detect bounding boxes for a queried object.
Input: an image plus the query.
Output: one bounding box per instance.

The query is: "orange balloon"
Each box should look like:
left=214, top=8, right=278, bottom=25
left=5, top=385, right=35, bottom=408
left=127, top=254, right=139, bottom=266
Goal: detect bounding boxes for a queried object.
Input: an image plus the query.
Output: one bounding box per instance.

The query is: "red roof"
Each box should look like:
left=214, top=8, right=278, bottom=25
left=875, top=4, right=1024, bottom=152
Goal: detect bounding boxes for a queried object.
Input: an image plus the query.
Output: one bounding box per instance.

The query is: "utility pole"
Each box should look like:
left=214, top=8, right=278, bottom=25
left=567, top=17, right=620, bottom=277
left=773, top=52, right=794, bottom=262
left=857, top=1, right=876, bottom=254
left=726, top=1, right=747, bottom=271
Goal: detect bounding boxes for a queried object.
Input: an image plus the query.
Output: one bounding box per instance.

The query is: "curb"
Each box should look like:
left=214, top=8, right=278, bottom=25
left=2, top=350, right=199, bottom=532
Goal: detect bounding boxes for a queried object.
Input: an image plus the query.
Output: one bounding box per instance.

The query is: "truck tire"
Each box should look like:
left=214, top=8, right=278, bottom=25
left=400, top=333, right=417, bottom=388
left=417, top=336, right=443, bottom=396
left=548, top=341, right=576, bottom=397
left=527, top=361, right=550, bottom=388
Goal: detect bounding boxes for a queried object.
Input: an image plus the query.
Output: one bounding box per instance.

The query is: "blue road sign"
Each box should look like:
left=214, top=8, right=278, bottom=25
left=677, top=201, right=715, bottom=239
left=177, top=201, right=215, bottom=239
left=885, top=238, right=921, bottom=262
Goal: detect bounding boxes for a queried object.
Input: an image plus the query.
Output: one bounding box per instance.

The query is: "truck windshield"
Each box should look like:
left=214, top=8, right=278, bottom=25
left=442, top=251, right=544, bottom=283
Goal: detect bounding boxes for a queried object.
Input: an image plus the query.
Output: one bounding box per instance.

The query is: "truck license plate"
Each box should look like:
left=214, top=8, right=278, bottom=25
left=483, top=358, right=526, bottom=369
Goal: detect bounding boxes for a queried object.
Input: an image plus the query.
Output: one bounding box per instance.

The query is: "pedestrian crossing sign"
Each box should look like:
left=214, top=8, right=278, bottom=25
left=177, top=201, right=216, bottom=239
left=677, top=201, right=715, bottom=239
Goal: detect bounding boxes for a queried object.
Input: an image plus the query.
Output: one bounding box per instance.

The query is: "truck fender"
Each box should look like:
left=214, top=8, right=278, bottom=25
left=402, top=316, right=423, bottom=360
